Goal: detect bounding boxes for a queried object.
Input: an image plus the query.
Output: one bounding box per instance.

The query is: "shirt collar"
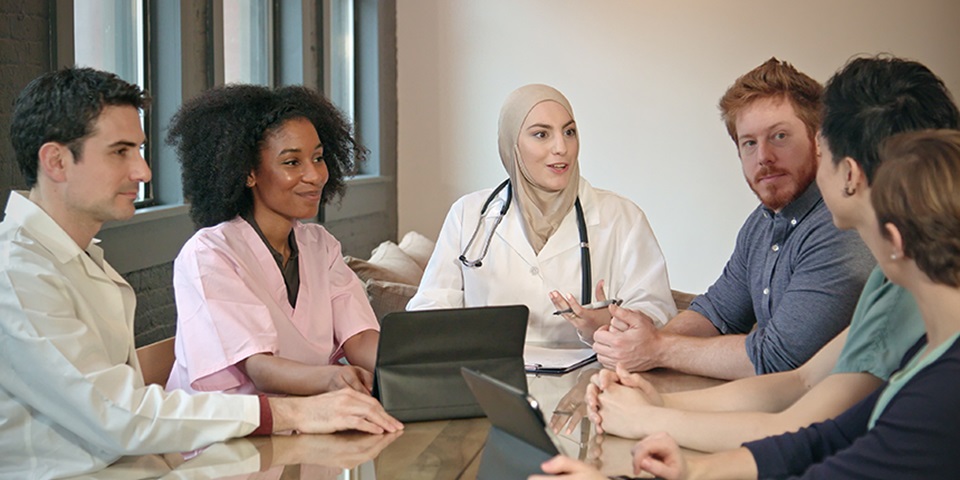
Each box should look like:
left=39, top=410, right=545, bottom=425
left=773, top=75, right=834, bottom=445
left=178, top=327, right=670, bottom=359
left=241, top=212, right=299, bottom=267
left=4, top=190, right=92, bottom=264
left=762, top=182, right=822, bottom=223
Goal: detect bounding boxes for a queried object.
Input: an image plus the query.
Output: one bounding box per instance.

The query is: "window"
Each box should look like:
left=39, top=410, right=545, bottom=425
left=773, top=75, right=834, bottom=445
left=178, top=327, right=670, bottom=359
left=73, top=0, right=151, bottom=203
left=222, top=0, right=273, bottom=86
left=327, top=0, right=355, bottom=125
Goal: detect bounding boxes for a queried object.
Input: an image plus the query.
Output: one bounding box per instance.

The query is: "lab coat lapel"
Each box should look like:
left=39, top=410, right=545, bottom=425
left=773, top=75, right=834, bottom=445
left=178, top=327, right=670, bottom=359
left=494, top=201, right=539, bottom=266
left=74, top=243, right=136, bottom=365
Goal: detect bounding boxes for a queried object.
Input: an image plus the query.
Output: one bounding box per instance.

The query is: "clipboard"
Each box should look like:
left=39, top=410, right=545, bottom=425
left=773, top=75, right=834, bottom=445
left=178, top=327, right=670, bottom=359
left=523, top=345, right=597, bottom=374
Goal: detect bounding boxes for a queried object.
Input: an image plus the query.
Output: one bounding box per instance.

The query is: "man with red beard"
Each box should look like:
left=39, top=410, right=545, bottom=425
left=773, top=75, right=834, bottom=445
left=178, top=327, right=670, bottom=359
left=592, top=58, right=874, bottom=379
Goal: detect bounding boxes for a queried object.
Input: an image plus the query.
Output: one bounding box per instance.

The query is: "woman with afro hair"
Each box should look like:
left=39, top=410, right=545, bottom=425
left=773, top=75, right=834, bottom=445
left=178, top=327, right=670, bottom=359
left=164, top=84, right=382, bottom=399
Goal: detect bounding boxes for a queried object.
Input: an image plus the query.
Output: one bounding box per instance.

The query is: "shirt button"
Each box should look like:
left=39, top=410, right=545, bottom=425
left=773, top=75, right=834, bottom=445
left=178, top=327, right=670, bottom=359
left=763, top=287, right=770, bottom=295
left=530, top=267, right=539, bottom=276
left=771, top=244, right=780, bottom=252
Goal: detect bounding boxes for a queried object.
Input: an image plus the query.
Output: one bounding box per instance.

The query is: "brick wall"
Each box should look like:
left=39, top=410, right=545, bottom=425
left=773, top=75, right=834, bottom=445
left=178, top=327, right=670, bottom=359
left=0, top=0, right=49, bottom=213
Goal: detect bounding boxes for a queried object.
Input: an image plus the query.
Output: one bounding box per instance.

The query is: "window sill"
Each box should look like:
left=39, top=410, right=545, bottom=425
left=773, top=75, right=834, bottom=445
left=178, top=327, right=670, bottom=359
left=98, top=203, right=196, bottom=274
left=326, top=174, right=394, bottom=222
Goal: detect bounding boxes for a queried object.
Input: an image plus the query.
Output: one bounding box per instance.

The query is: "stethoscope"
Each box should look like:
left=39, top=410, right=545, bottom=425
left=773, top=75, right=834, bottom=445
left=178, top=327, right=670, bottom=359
left=458, top=179, right=593, bottom=305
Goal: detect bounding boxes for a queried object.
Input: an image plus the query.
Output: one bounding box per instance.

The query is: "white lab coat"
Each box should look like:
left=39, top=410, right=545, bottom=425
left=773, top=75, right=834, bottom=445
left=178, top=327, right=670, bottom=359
left=408, top=179, right=677, bottom=346
left=0, top=192, right=259, bottom=479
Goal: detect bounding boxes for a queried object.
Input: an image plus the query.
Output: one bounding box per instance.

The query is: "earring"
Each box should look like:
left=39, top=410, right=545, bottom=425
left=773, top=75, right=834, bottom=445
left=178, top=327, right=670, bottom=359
left=842, top=185, right=856, bottom=197
left=890, top=253, right=899, bottom=260
left=246, top=179, right=255, bottom=187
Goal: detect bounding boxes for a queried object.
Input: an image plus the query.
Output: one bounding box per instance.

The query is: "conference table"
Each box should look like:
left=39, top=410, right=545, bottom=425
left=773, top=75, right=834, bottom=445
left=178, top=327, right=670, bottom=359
left=88, top=366, right=724, bottom=479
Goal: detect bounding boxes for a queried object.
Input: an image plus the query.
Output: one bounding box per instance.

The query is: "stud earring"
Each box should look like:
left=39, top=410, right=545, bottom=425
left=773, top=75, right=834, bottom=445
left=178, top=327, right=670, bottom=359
left=890, top=253, right=899, bottom=260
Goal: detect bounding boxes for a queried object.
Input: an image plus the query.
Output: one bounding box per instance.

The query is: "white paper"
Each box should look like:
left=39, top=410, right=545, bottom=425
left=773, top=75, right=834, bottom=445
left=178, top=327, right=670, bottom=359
left=523, top=345, right=596, bottom=373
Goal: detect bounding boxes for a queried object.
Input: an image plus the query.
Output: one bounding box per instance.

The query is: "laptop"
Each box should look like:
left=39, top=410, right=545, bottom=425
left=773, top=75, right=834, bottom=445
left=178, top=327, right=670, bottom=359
left=461, top=367, right=571, bottom=478
left=372, top=305, right=528, bottom=422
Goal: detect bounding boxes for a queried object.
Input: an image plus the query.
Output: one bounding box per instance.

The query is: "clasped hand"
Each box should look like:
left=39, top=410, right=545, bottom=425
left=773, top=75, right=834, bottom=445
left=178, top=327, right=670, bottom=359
left=592, top=304, right=663, bottom=372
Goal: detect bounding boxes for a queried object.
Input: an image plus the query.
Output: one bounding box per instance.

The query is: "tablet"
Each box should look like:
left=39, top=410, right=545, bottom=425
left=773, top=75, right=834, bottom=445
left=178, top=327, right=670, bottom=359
left=461, top=366, right=568, bottom=456
left=373, top=305, right=528, bottom=422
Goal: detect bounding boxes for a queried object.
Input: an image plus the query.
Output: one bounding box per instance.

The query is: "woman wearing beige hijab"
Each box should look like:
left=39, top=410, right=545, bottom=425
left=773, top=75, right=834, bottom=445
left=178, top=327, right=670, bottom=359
left=408, top=84, right=676, bottom=347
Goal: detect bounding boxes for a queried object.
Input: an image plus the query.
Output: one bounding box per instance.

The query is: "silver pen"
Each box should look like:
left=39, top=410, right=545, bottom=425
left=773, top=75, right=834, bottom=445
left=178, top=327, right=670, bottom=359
left=553, top=298, right=622, bottom=315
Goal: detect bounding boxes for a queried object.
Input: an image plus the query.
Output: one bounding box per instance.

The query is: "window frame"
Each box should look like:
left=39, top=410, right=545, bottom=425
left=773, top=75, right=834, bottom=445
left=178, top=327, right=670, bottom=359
left=51, top=0, right=398, bottom=273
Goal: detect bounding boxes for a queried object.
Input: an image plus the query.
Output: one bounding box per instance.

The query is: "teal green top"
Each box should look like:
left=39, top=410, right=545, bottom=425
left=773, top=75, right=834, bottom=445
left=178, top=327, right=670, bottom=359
left=831, top=266, right=925, bottom=380
left=868, top=332, right=960, bottom=429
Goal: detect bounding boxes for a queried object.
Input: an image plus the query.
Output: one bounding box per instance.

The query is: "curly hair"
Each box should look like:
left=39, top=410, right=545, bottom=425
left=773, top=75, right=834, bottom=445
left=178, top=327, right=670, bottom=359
left=11, top=67, right=148, bottom=188
left=873, top=129, right=960, bottom=287
left=167, top=84, right=366, bottom=228
left=822, top=56, right=959, bottom=184
left=718, top=57, right=822, bottom=145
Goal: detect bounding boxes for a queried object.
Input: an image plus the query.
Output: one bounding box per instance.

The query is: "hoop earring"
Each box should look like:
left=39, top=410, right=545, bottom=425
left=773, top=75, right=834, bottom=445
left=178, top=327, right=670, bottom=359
left=842, top=185, right=856, bottom=197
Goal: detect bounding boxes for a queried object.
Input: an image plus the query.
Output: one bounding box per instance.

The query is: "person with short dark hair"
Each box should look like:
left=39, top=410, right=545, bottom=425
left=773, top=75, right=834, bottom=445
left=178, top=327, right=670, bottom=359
left=0, top=67, right=400, bottom=479
left=593, top=58, right=874, bottom=379
left=165, top=84, right=382, bottom=397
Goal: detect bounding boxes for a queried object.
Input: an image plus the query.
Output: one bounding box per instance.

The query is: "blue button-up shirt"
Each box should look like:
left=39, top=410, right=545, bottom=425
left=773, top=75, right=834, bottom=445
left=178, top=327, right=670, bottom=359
left=689, top=183, right=875, bottom=374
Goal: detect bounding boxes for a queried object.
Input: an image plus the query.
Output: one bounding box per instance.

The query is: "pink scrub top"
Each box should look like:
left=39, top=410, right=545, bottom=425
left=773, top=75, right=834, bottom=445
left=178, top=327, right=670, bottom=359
left=166, top=217, right=379, bottom=395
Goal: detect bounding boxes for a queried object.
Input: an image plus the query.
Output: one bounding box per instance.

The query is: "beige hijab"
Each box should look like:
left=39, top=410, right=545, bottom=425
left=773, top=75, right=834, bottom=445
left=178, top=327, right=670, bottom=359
left=498, top=84, right=580, bottom=254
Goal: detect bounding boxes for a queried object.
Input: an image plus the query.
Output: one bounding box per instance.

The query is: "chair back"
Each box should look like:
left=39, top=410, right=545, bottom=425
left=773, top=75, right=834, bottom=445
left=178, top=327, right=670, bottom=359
left=137, top=337, right=175, bottom=386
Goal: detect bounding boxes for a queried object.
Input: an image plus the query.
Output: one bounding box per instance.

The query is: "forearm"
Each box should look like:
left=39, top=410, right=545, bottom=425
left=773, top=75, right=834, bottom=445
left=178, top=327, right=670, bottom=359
left=342, top=329, right=379, bottom=372
left=658, top=408, right=806, bottom=453
left=660, top=327, right=851, bottom=412
left=686, top=447, right=758, bottom=480
left=661, top=368, right=806, bottom=413
left=242, top=354, right=334, bottom=395
left=657, top=334, right=756, bottom=380
left=666, top=373, right=882, bottom=453
left=662, top=310, right=721, bottom=337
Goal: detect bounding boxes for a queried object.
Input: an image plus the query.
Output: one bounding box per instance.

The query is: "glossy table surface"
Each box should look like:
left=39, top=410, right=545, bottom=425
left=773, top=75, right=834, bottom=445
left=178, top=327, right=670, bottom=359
left=80, top=367, right=723, bottom=479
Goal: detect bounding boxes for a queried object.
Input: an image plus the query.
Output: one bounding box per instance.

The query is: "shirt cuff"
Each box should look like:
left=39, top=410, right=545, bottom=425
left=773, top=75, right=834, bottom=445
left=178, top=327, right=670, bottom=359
left=249, top=394, right=273, bottom=436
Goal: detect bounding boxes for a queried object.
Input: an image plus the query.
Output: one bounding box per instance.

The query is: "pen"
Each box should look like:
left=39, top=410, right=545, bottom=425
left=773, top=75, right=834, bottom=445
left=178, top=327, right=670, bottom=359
left=553, top=298, right=622, bottom=315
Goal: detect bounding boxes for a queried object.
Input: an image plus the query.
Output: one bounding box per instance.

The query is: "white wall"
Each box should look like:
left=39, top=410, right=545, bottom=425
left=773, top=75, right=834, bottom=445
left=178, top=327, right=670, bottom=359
left=396, top=0, right=960, bottom=293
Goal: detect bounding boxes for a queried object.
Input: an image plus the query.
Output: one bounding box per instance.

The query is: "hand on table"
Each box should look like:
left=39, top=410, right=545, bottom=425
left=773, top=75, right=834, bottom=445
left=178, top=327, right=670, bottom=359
left=273, top=388, right=403, bottom=435
left=632, top=432, right=689, bottom=480
left=551, top=280, right=612, bottom=341
left=593, top=305, right=663, bottom=372
left=319, top=365, right=374, bottom=394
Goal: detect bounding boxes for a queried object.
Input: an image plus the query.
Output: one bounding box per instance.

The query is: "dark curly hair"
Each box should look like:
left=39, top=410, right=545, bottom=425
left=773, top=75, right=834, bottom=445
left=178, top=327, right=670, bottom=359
left=11, top=67, right=148, bottom=188
left=822, top=55, right=959, bottom=184
left=166, top=84, right=366, bottom=228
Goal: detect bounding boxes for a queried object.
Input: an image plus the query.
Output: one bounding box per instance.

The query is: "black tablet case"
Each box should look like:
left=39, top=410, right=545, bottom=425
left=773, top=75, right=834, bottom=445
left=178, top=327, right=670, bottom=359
left=372, top=305, right=528, bottom=422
